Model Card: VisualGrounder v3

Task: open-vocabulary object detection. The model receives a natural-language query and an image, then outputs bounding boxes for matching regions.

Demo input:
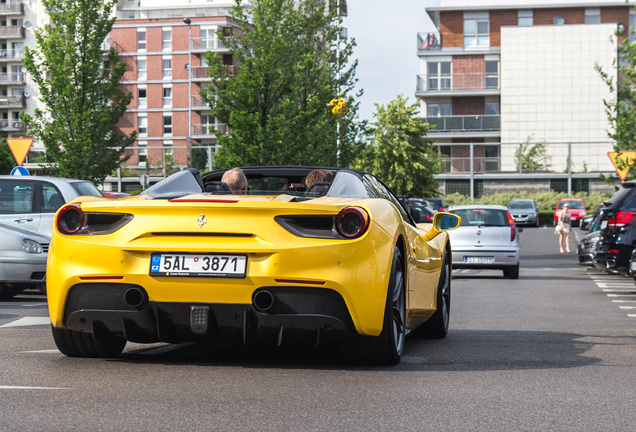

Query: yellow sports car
[47,166,459,364]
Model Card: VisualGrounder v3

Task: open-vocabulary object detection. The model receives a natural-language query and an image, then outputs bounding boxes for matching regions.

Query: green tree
[0,139,15,175]
[21,0,136,184]
[355,95,441,196]
[202,0,363,168]
[596,25,636,179]
[514,135,552,171]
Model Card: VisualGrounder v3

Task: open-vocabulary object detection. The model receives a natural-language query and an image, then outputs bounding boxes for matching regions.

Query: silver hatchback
[448,204,522,279]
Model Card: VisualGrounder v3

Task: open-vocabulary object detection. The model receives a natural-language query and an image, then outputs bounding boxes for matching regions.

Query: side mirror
[422,212,461,241]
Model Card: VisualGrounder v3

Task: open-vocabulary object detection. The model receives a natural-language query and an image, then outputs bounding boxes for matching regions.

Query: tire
[503,264,520,279]
[51,326,126,358]
[0,283,26,299]
[411,249,451,339]
[344,246,405,365]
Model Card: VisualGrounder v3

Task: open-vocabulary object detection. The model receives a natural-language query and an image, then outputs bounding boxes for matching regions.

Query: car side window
[41,182,64,213]
[0,180,34,214]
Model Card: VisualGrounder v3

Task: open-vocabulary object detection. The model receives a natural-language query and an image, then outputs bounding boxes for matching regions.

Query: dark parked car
[405,198,437,223]
[593,181,636,274]
[577,206,602,266]
[422,198,447,212]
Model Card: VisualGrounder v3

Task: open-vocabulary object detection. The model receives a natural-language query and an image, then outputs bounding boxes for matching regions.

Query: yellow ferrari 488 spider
[47,166,459,364]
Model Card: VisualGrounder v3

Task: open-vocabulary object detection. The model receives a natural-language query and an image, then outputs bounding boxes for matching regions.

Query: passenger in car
[221,168,248,194]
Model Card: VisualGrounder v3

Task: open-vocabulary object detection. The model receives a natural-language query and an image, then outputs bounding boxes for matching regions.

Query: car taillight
[506,210,517,242]
[56,204,133,235]
[607,211,636,228]
[57,204,86,234]
[336,206,369,238]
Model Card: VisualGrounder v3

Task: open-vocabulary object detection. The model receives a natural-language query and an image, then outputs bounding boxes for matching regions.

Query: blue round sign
[10,166,29,176]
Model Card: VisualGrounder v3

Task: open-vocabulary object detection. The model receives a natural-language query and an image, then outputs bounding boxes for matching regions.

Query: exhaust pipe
[253,290,275,312]
[606,258,616,268]
[124,287,148,309]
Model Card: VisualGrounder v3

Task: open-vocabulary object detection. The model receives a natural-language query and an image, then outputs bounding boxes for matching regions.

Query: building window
[164,140,173,156]
[137,58,146,80]
[138,115,147,135]
[138,87,147,108]
[200,28,217,50]
[485,61,498,89]
[631,12,636,42]
[427,103,451,117]
[485,102,499,115]
[138,142,147,166]
[553,16,565,25]
[163,115,172,135]
[137,30,146,51]
[162,58,172,79]
[585,8,600,24]
[163,87,172,107]
[162,29,172,51]
[464,17,489,48]
[518,10,532,27]
[427,62,451,90]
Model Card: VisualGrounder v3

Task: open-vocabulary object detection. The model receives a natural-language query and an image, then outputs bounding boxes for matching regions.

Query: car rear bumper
[58,283,358,346]
[451,248,520,269]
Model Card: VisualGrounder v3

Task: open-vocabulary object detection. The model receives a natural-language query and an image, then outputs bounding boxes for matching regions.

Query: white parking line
[0,385,70,390]
[603,289,636,292]
[0,317,50,328]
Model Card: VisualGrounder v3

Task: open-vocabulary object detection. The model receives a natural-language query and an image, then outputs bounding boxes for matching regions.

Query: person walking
[556,203,572,253]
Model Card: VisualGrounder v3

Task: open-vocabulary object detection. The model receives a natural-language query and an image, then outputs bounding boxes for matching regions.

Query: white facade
[500,23,617,171]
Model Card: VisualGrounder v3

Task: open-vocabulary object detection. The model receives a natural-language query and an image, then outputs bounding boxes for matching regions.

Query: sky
[343,0,436,122]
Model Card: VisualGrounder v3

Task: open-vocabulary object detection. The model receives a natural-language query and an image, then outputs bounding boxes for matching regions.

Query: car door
[0,178,41,232]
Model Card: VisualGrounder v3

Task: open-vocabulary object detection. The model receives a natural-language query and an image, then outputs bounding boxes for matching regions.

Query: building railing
[424,115,501,132]
[0,48,23,59]
[417,72,499,92]
[0,119,24,130]
[0,26,23,37]
[0,72,24,84]
[190,37,229,51]
[191,65,235,79]
[417,32,441,50]
[0,3,23,14]
[0,95,24,107]
[191,123,228,137]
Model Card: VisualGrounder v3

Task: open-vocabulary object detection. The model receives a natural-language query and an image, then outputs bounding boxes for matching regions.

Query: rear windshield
[508,201,534,210]
[451,208,509,227]
[72,181,103,197]
[557,200,584,209]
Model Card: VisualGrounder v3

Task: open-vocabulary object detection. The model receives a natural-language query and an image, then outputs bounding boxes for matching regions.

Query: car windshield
[451,208,509,227]
[508,201,534,210]
[558,200,584,209]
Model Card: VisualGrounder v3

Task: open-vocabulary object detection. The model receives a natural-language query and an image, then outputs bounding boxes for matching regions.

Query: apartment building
[418,0,633,196]
[110,0,244,174]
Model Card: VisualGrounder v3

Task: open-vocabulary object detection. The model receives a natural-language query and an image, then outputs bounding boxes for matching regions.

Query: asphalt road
[2,225,636,431]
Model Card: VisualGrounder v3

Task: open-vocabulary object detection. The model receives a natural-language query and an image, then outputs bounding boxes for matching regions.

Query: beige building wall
[500,23,617,172]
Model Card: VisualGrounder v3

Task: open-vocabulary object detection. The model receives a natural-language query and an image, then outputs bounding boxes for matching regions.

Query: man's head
[221,168,248,194]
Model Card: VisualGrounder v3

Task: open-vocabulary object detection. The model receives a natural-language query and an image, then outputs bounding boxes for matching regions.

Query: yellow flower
[328,98,348,117]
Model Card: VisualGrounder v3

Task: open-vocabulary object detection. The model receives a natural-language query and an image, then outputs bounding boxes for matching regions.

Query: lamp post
[184,17,192,167]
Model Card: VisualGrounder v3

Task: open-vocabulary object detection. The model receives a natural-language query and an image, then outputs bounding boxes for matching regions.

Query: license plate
[464,256,495,264]
[149,253,247,278]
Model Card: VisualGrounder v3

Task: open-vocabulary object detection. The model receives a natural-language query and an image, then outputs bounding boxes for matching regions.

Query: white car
[0,176,103,236]
[0,223,49,298]
[448,204,522,279]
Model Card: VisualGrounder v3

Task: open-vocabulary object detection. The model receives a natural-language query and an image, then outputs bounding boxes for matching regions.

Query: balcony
[0,25,24,38]
[0,72,24,85]
[442,157,501,173]
[417,32,441,51]
[424,115,500,133]
[0,48,23,61]
[0,119,25,131]
[191,96,209,109]
[417,72,499,94]
[0,95,24,108]
[190,37,230,52]
[191,123,227,139]
[0,3,23,15]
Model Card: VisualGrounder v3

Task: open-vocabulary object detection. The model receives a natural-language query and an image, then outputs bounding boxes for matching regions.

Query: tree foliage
[0,140,15,175]
[355,95,441,197]
[202,0,363,168]
[513,135,552,172]
[596,26,636,179]
[21,0,136,183]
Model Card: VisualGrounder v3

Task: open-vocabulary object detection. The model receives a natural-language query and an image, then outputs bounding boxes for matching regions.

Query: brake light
[57,204,86,234]
[506,210,517,242]
[607,211,636,228]
[336,207,369,238]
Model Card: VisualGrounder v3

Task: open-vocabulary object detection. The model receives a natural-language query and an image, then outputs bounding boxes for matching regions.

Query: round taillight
[57,204,86,235]
[336,207,369,239]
